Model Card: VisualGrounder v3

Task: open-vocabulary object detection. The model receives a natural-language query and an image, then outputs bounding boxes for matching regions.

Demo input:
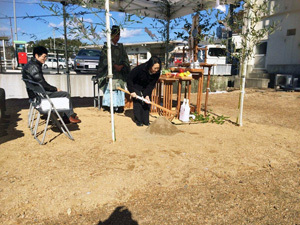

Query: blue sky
[0,0,225,45]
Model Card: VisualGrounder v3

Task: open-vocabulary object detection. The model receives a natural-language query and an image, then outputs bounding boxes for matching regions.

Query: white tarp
[49,0,237,20]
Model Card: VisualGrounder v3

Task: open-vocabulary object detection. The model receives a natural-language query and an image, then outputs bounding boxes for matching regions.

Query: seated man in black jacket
[22,46,81,124]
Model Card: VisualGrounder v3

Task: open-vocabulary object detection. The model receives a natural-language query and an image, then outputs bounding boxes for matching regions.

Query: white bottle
[183,99,191,122]
[179,99,186,121]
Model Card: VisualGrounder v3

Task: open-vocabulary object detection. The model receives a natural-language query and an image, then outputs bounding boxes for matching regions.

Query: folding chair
[23,79,74,145]
[92,76,102,109]
[28,98,39,136]
[28,98,35,128]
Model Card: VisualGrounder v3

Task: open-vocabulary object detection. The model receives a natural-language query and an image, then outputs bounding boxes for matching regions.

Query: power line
[0,0,54,4]
[0,10,105,20]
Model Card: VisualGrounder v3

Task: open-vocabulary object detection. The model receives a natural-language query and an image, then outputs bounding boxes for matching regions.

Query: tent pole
[62,1,71,95]
[165,2,171,68]
[105,0,116,141]
[166,18,170,68]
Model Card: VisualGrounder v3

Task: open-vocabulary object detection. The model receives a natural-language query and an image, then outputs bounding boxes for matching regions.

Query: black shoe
[116,107,124,113]
[143,122,150,126]
[136,122,143,127]
[102,106,110,111]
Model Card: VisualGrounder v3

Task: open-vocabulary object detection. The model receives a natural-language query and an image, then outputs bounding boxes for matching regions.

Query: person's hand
[145,96,150,104]
[57,88,62,92]
[130,92,137,98]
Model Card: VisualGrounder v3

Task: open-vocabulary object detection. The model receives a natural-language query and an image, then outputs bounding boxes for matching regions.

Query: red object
[179,68,185,73]
[18,52,28,64]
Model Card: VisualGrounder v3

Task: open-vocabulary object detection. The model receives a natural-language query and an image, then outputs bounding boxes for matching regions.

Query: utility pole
[9,18,14,45]
[13,0,18,41]
[53,28,56,50]
[226,4,234,64]
[13,0,18,69]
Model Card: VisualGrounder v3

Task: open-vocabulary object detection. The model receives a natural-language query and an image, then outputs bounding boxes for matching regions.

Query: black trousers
[47,91,74,118]
[133,98,150,124]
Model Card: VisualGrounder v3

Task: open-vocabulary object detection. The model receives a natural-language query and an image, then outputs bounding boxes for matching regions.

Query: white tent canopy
[94,0,229,20]
[50,0,237,20]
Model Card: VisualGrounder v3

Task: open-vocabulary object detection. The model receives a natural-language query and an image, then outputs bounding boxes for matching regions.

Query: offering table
[199,63,214,116]
[151,63,214,118]
[151,77,177,117]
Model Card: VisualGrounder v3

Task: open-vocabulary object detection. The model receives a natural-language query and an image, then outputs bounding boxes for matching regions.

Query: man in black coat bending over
[22,46,81,124]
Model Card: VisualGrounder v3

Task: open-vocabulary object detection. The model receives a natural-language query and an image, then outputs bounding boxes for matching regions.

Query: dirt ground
[0,88,300,224]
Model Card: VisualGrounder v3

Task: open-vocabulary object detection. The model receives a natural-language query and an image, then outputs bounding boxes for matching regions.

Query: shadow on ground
[0,99,26,145]
[0,97,95,145]
[98,206,139,225]
[124,109,135,123]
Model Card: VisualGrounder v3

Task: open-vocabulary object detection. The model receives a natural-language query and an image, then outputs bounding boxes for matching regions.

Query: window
[256,42,267,54]
[208,48,226,57]
[78,49,101,57]
[140,53,147,59]
[287,29,296,36]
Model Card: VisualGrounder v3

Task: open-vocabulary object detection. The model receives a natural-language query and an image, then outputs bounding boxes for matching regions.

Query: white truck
[198,44,232,75]
[170,44,232,75]
[198,44,227,64]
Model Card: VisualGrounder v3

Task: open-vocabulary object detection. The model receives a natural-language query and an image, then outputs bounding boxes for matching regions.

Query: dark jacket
[22,58,57,98]
[127,63,160,97]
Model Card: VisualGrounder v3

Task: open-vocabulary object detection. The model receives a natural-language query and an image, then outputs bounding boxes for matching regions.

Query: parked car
[74,49,101,74]
[58,58,72,68]
[43,58,65,69]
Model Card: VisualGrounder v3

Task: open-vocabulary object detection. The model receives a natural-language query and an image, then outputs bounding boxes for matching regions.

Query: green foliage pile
[191,112,229,125]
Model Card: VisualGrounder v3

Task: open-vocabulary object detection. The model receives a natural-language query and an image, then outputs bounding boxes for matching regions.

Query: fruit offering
[161,69,172,77]
[176,71,191,78]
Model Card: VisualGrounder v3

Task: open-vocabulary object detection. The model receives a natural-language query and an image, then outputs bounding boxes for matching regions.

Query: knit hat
[111,25,120,35]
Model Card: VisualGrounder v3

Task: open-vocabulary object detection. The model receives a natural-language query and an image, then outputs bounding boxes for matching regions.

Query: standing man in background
[95,25,131,113]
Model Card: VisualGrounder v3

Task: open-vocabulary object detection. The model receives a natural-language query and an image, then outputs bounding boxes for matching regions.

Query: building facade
[251,0,300,75]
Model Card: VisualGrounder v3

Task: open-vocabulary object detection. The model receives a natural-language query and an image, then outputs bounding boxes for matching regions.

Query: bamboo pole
[105,0,116,141]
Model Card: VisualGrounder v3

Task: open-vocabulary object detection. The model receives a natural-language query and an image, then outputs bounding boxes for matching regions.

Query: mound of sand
[146,116,180,135]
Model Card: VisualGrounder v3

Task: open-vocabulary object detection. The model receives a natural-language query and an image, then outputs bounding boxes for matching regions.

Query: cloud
[94,28,142,41]
[26,0,41,3]
[121,28,142,38]
[48,22,64,28]
[117,13,125,18]
[83,18,93,23]
[0,26,10,32]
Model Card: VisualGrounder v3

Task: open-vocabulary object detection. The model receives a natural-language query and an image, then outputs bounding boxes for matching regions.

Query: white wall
[0,74,95,99]
[266,0,300,65]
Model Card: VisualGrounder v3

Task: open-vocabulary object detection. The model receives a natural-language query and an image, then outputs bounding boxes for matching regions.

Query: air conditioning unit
[275,74,293,90]
[275,74,300,91]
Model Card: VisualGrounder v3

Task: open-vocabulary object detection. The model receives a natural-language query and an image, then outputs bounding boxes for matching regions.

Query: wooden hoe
[117,87,177,121]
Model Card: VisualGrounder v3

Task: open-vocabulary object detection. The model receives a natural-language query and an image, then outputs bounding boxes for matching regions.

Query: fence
[203,64,232,75]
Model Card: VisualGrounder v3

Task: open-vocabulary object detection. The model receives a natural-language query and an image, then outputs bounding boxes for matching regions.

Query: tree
[26,38,86,56]
[145,16,184,66]
[234,0,278,126]
[177,0,278,126]
[175,9,221,44]
[39,0,143,44]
